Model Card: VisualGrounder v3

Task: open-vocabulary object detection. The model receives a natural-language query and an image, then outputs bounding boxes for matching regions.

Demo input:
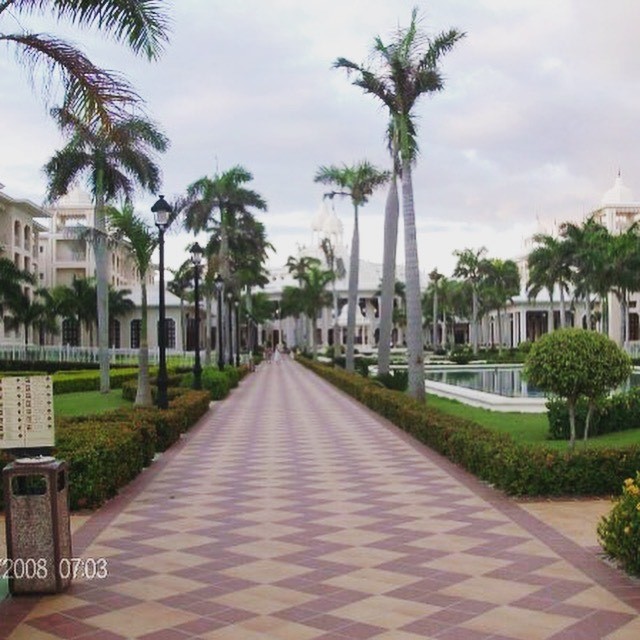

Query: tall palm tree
[481,259,520,353]
[300,265,334,359]
[428,269,443,348]
[314,161,389,373]
[335,8,465,399]
[526,234,571,331]
[106,201,157,407]
[320,236,346,358]
[0,1,169,125]
[0,257,33,314]
[44,109,168,393]
[286,255,321,348]
[168,260,195,354]
[453,247,487,354]
[184,166,267,364]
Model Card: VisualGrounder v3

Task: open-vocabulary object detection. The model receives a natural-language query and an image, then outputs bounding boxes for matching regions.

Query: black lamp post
[214,273,224,370]
[226,291,233,366]
[190,242,204,390]
[234,299,240,366]
[151,195,172,410]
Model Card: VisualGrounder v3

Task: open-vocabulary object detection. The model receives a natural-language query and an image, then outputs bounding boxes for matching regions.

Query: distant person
[273,345,282,363]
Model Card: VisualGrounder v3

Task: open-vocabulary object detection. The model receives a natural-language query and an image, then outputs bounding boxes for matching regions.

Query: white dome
[311,200,330,232]
[601,173,634,206]
[324,210,343,236]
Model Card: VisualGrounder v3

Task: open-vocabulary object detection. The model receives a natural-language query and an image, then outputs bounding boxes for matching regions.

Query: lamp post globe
[151,195,172,410]
[190,242,204,390]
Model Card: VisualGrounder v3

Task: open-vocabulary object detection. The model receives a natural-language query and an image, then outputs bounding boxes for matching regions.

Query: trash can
[3,458,72,594]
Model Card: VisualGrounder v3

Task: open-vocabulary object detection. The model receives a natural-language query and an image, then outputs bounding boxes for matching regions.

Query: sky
[2,0,640,277]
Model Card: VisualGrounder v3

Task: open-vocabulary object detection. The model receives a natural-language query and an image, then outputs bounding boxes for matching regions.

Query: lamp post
[234,299,240,366]
[190,242,204,390]
[214,274,224,370]
[226,291,233,366]
[152,195,172,410]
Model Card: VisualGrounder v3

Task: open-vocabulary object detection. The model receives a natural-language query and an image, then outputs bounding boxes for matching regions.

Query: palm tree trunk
[471,288,479,354]
[548,295,554,333]
[346,204,360,373]
[559,287,567,328]
[433,288,439,348]
[135,282,153,406]
[94,170,110,393]
[378,174,399,375]
[401,161,425,401]
[496,308,504,354]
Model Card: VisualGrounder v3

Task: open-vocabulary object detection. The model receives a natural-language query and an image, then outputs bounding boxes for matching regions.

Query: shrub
[52,368,138,394]
[376,370,408,391]
[598,472,640,576]
[450,346,473,364]
[180,366,231,400]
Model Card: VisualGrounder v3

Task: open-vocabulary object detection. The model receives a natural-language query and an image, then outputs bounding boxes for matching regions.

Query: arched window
[109,318,121,348]
[13,220,21,247]
[130,319,141,349]
[157,318,176,349]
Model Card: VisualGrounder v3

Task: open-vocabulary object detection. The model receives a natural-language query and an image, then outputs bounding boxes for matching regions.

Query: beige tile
[318,528,389,546]
[423,552,511,576]
[87,601,197,636]
[9,627,60,640]
[463,605,574,640]
[325,568,418,594]
[331,594,438,628]
[221,559,310,583]
[142,532,213,550]
[407,533,480,553]
[24,594,87,620]
[124,549,209,572]
[605,616,640,639]
[314,514,379,529]
[440,576,538,605]
[320,546,403,568]
[110,573,205,600]
[214,585,314,614]
[565,585,637,614]
[229,539,305,559]
[234,522,301,539]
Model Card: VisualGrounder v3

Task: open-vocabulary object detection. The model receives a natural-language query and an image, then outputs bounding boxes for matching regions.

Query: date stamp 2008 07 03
[0,557,108,581]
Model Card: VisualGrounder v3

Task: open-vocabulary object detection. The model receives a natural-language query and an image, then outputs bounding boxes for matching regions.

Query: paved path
[2,358,639,639]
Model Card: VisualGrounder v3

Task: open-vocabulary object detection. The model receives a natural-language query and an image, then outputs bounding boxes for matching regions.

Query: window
[61,318,80,346]
[130,319,141,349]
[157,318,176,349]
[109,318,121,349]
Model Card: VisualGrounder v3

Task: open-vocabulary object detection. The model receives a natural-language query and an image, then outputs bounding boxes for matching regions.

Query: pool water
[425,367,640,398]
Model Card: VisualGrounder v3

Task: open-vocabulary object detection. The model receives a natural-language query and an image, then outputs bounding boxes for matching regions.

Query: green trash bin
[3,458,72,594]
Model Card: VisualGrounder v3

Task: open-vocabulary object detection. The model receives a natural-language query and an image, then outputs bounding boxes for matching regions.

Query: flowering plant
[597,471,640,576]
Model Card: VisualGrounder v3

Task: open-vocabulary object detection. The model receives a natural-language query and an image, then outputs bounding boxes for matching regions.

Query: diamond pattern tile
[2,358,639,638]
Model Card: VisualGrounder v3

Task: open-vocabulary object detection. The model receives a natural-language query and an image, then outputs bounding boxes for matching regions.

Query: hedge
[0,390,211,511]
[52,368,139,394]
[547,387,640,440]
[299,358,640,497]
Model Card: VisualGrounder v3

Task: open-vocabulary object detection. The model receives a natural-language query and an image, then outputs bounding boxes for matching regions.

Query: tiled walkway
[2,358,640,639]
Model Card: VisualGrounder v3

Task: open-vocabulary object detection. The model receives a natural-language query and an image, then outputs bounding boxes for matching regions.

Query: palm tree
[320,236,346,358]
[0,1,169,125]
[300,265,334,359]
[184,165,267,364]
[0,257,33,314]
[481,259,520,353]
[106,202,157,406]
[560,217,611,332]
[314,162,389,373]
[526,234,571,332]
[428,269,443,348]
[453,247,487,354]
[335,8,465,399]
[44,109,169,393]
[286,255,321,348]
[4,290,47,346]
[168,261,195,354]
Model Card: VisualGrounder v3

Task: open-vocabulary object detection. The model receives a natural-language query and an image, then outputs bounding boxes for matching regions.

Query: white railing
[0,345,196,366]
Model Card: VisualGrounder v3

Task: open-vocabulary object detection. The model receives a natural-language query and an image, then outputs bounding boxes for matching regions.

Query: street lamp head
[214,272,224,293]
[190,242,204,266]
[151,195,172,229]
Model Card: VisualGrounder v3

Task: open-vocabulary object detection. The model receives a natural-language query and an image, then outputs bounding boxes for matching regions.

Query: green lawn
[426,394,640,450]
[54,390,132,417]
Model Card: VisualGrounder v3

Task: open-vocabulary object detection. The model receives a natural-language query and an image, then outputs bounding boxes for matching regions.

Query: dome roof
[311,200,330,232]
[324,209,343,236]
[601,173,635,206]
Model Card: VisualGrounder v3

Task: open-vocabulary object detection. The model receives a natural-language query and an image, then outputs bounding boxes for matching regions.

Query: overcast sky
[2,0,639,276]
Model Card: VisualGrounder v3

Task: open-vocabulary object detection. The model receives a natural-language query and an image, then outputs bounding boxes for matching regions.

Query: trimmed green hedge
[52,368,139,394]
[547,387,640,440]
[0,390,211,511]
[299,358,640,497]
